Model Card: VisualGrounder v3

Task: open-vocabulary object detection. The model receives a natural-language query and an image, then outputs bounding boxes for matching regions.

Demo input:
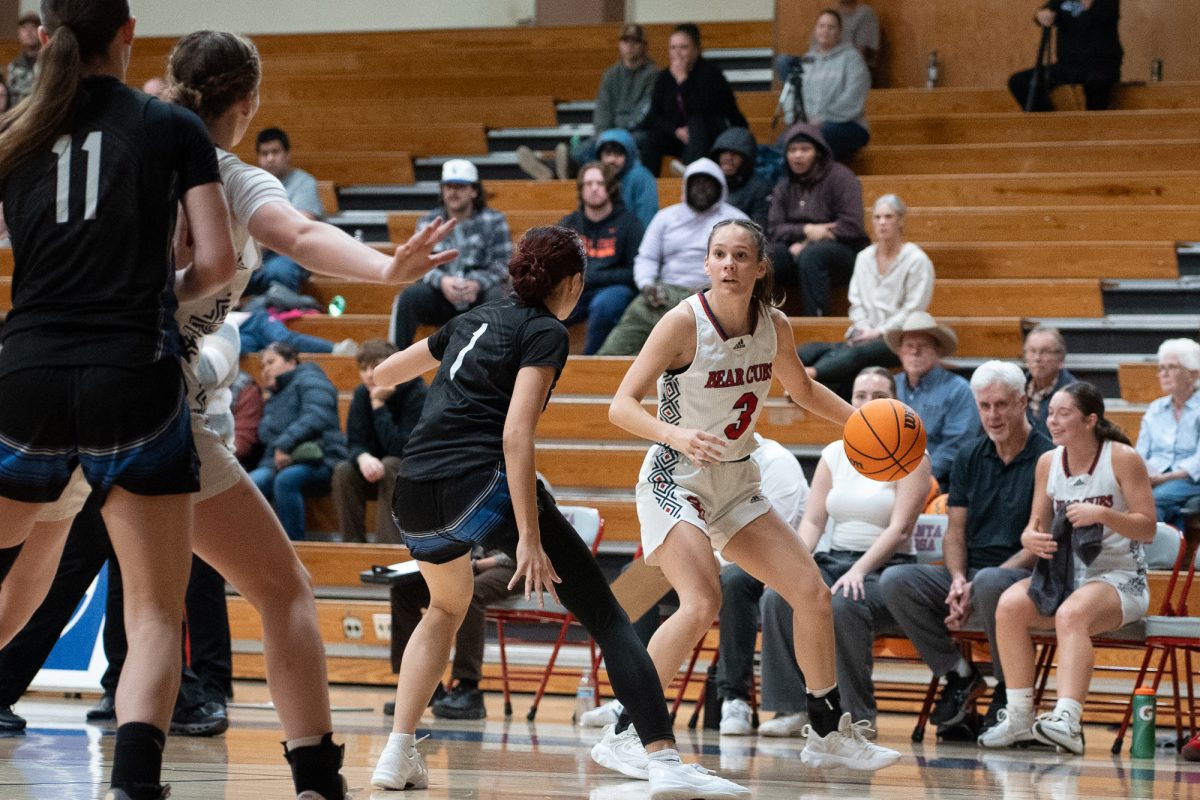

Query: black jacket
[709,127,771,227]
[345,377,427,461]
[558,204,645,290]
[646,57,747,141]
[258,362,348,470]
[1047,0,1122,77]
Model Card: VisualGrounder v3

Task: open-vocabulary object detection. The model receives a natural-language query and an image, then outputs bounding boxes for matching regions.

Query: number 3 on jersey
[724,391,758,440]
[52,131,102,223]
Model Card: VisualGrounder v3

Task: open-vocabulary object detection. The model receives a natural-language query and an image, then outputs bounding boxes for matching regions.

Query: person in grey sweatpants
[879,361,1052,732]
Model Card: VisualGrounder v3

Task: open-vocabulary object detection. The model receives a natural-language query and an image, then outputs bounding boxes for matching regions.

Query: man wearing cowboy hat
[884,312,979,488]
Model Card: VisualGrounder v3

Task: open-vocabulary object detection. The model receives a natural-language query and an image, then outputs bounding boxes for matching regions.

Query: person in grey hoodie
[709,127,771,227]
[767,123,868,317]
[596,127,660,229]
[787,9,872,163]
[597,158,747,355]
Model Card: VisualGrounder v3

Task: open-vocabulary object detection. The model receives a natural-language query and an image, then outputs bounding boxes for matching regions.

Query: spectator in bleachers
[250,343,348,540]
[1024,326,1075,438]
[799,193,933,399]
[709,127,771,227]
[788,9,873,162]
[229,309,357,356]
[596,158,746,356]
[639,23,748,177]
[6,13,40,107]
[250,127,327,295]
[886,312,979,488]
[596,128,659,229]
[231,370,265,470]
[333,340,427,544]
[980,382,1153,754]
[1008,1,1122,112]
[780,1,881,80]
[558,163,645,354]
[1135,338,1200,530]
[758,368,930,735]
[519,24,657,181]
[389,159,512,347]
[767,123,868,316]
[881,361,1052,734]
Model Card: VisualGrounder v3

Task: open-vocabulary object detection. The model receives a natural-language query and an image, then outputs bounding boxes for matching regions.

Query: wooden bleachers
[853,140,1200,175]
[254,96,559,130]
[868,109,1200,146]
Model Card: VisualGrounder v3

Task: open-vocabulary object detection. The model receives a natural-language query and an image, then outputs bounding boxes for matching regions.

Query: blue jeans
[1152,477,1200,530]
[566,285,637,355]
[246,252,310,295]
[249,462,333,540]
[238,310,334,355]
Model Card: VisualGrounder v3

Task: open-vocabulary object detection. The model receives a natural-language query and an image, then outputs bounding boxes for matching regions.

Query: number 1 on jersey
[449,322,488,380]
[52,131,102,223]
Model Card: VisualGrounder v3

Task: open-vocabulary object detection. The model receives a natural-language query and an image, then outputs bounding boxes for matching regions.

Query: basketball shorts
[635,444,771,565]
[1080,568,1150,627]
[393,464,525,564]
[0,361,200,503]
[191,413,243,503]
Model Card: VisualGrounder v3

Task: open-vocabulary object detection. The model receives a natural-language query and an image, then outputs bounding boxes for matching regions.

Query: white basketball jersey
[656,293,777,462]
[1046,440,1145,576]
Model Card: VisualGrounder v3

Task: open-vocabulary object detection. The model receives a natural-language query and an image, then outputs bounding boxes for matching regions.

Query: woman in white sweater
[798,194,935,398]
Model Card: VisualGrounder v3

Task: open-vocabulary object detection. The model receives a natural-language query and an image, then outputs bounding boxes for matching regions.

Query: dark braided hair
[509,226,586,306]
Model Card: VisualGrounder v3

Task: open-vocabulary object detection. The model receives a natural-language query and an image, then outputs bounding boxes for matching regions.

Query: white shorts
[1081,569,1150,627]
[635,445,770,565]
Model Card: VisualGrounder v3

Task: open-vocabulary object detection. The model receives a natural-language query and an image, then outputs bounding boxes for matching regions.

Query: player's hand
[671,428,725,468]
[1065,501,1108,528]
[1022,529,1057,559]
[382,216,460,284]
[508,535,562,608]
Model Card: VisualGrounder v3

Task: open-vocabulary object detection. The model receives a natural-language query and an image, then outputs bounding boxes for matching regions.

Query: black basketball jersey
[0,76,220,377]
[400,298,570,481]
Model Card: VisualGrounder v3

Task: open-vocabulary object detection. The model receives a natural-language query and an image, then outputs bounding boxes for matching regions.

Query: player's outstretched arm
[374,339,438,388]
[771,309,853,426]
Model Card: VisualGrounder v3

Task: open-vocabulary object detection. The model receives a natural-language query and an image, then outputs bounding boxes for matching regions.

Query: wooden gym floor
[2,682,1198,799]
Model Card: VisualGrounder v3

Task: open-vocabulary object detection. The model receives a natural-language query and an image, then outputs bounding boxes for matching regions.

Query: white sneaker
[978,708,1036,749]
[580,699,624,728]
[554,142,571,179]
[759,712,808,737]
[590,724,649,780]
[332,338,359,356]
[371,740,429,790]
[719,698,754,736]
[800,713,900,771]
[1032,710,1085,755]
[647,759,750,800]
[516,145,554,181]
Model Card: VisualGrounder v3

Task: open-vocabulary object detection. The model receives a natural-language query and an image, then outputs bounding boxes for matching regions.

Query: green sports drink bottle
[1131,686,1156,758]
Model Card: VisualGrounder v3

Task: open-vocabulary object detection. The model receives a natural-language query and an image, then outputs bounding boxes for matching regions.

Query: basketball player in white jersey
[980,381,1155,755]
[605,219,901,771]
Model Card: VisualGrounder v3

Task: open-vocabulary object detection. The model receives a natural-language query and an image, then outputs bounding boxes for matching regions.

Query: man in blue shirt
[884,312,980,488]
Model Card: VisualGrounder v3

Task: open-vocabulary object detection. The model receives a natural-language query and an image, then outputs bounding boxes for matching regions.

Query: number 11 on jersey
[52,131,102,223]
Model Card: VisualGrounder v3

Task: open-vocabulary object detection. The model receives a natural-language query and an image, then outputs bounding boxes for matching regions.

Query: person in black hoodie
[709,127,771,227]
[558,162,645,354]
[639,23,747,176]
[333,339,427,543]
[1008,0,1123,111]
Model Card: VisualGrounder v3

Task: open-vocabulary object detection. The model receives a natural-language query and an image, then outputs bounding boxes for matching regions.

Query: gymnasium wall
[15,0,773,37]
[775,0,1200,87]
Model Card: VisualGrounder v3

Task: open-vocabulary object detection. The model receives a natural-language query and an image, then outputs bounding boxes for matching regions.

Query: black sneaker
[431,685,486,720]
[170,701,228,736]
[0,704,26,733]
[87,693,117,721]
[982,683,1008,731]
[383,700,395,716]
[930,667,986,727]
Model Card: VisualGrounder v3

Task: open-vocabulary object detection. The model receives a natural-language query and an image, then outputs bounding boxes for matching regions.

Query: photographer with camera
[774,9,871,163]
[1008,1,1122,112]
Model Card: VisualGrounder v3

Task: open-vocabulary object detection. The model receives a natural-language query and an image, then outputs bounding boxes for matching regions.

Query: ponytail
[0,0,130,185]
[1057,381,1131,446]
[1095,417,1132,447]
[165,31,261,127]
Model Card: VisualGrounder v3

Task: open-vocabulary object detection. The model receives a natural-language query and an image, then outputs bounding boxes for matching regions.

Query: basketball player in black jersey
[368,226,747,798]
[0,3,235,800]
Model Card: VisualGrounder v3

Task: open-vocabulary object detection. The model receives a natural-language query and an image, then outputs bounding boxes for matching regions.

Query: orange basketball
[842,398,927,482]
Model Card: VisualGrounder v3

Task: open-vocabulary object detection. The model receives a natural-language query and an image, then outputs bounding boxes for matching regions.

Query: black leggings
[493,490,675,746]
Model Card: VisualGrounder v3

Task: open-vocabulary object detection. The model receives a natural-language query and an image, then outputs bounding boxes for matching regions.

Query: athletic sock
[1053,697,1083,724]
[805,684,842,737]
[1007,687,1034,719]
[111,722,166,800]
[647,748,682,765]
[385,731,418,750]
[283,731,344,800]
[0,543,24,585]
[952,657,974,679]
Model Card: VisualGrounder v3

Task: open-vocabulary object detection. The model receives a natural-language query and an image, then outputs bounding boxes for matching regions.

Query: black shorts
[0,360,200,502]
[392,465,553,564]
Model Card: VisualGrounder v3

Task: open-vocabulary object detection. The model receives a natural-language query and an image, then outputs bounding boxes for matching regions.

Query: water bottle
[327,294,346,317]
[1130,686,1157,758]
[926,50,940,89]
[1150,59,1163,82]
[573,671,596,724]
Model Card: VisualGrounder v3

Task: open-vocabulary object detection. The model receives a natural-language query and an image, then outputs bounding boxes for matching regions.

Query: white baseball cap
[441,159,479,184]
